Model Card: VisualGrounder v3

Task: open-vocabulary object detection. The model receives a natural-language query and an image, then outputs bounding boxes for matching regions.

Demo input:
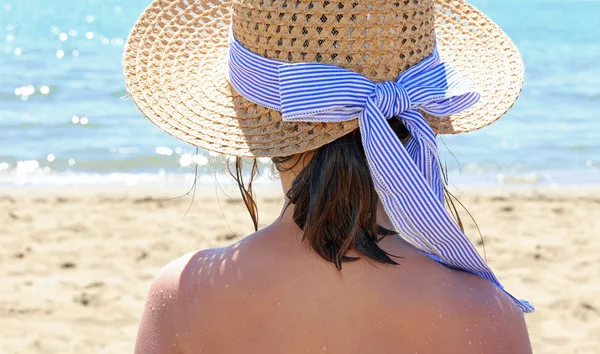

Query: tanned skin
[135,167,532,354]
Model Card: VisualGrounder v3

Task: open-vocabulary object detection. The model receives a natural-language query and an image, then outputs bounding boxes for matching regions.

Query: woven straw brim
[124,0,524,158]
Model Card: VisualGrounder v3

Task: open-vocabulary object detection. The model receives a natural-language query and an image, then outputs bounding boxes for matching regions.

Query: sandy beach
[1,184,599,353]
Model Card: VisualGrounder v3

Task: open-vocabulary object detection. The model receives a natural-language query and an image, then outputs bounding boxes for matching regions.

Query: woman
[124,0,533,352]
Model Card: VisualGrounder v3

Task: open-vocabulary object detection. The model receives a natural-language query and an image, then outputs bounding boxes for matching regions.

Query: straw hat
[123,0,523,158]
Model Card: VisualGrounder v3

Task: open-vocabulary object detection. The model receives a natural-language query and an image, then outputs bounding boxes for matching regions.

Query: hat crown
[231,0,436,82]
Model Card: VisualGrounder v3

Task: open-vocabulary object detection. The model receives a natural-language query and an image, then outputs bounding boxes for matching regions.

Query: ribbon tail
[398,111,444,203]
[358,101,534,313]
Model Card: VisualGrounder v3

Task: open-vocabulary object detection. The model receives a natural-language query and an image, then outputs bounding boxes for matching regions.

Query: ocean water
[0,0,599,187]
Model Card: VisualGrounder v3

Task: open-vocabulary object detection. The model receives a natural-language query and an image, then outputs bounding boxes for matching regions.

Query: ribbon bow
[227,30,533,313]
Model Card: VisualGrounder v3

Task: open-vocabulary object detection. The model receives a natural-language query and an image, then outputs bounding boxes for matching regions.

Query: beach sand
[1,185,599,353]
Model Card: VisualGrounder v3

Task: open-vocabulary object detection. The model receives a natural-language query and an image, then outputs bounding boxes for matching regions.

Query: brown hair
[231,121,465,269]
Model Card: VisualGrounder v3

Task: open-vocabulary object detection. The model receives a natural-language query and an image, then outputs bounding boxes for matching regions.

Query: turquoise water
[0,0,599,186]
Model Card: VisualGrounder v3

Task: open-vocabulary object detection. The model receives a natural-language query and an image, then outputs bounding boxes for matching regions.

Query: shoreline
[3,183,600,198]
[1,185,599,353]
[1,165,598,190]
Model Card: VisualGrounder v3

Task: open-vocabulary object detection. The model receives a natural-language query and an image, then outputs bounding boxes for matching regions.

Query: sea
[1,0,599,187]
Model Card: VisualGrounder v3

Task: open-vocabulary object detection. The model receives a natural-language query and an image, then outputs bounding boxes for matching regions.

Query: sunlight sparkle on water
[56,50,65,59]
[17,160,39,173]
[155,147,173,156]
[110,38,124,46]
[14,86,35,99]
[179,154,209,167]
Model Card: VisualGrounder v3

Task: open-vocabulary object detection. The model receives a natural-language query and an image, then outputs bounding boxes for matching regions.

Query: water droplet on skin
[277,301,282,306]
[173,342,176,347]
[321,346,327,351]
[243,294,247,298]
[225,283,229,288]
[151,307,155,311]
[169,294,172,299]
[438,313,443,318]
[465,328,470,332]
[162,303,165,307]
[468,341,472,345]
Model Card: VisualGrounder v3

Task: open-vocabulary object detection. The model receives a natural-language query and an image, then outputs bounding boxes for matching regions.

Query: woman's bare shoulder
[423,271,533,354]
[134,247,231,354]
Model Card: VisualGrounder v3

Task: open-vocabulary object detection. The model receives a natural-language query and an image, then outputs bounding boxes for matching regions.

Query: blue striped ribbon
[227,31,533,313]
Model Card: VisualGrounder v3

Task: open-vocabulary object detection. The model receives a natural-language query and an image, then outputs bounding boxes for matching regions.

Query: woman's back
[127,0,534,351]
[136,219,530,354]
